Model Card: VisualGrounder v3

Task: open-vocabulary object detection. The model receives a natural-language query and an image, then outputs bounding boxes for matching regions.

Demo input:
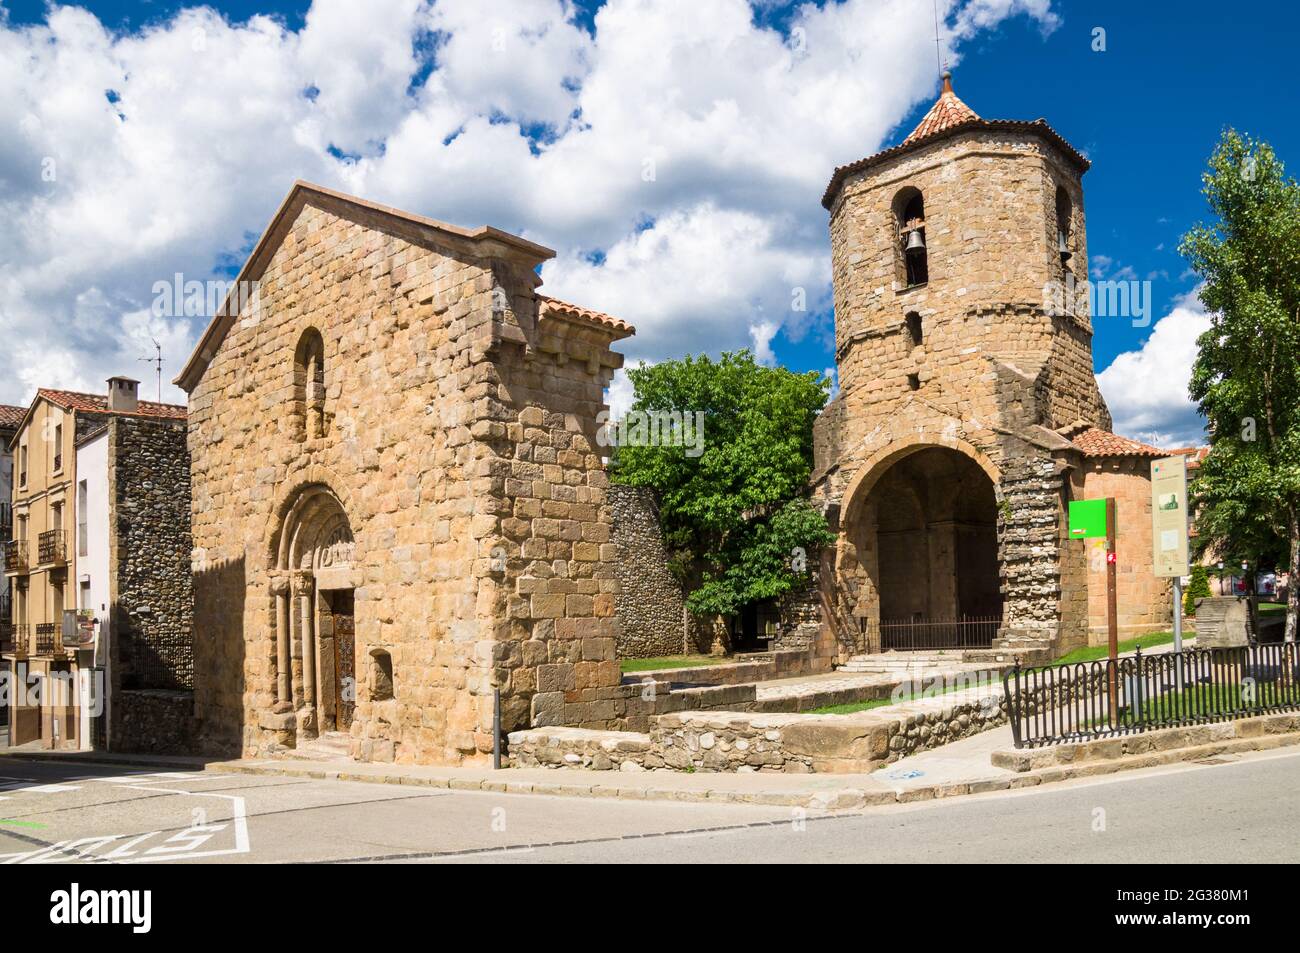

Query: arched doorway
[843,446,1001,651]
[272,485,357,735]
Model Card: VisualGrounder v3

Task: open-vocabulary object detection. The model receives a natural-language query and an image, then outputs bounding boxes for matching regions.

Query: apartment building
[0,405,23,743]
[3,378,187,749]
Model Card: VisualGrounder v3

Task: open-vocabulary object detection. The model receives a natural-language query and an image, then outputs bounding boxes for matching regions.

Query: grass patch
[1259,601,1287,614]
[808,675,1003,715]
[1095,680,1297,728]
[1053,631,1176,666]
[620,654,731,673]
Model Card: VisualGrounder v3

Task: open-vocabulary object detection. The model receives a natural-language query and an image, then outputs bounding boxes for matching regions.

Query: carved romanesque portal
[840,446,1002,652]
[271,484,357,739]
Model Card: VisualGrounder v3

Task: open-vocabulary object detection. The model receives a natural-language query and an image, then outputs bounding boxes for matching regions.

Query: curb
[5,728,1300,812]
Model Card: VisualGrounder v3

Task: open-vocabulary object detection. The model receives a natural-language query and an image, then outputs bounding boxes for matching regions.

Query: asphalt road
[1,749,1297,863]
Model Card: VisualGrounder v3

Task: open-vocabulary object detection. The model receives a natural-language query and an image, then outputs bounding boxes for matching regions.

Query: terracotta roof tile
[0,405,25,429]
[1071,427,1166,458]
[821,72,1089,210]
[902,74,981,144]
[537,295,636,337]
[38,388,187,421]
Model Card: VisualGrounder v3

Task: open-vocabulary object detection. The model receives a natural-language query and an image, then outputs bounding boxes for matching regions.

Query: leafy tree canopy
[1181,128,1300,638]
[610,350,833,617]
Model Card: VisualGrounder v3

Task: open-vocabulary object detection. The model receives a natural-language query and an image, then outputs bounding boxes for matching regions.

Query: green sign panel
[1068,499,1108,539]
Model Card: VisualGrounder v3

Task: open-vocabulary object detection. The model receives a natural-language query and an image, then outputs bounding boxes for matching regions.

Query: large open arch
[840,445,1002,652]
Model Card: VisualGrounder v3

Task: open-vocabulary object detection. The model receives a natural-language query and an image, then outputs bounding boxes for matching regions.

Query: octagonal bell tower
[813,72,1111,661]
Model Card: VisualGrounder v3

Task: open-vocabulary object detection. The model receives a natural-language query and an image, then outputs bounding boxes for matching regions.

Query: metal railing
[34,622,60,655]
[38,529,67,565]
[860,614,1001,653]
[1004,643,1300,748]
[0,621,17,654]
[4,539,28,573]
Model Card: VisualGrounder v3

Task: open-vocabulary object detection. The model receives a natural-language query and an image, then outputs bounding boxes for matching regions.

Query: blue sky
[1,0,1295,446]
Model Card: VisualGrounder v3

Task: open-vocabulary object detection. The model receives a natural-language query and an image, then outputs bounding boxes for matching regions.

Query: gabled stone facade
[179,182,632,765]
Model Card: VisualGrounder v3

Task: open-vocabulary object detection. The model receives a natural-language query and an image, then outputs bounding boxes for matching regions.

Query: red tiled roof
[902,73,980,144]
[821,72,1090,210]
[537,295,636,337]
[0,405,25,429]
[38,388,187,420]
[1071,427,1166,458]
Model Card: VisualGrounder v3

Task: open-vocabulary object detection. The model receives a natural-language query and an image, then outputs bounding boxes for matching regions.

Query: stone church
[178,182,636,765]
[813,72,1173,663]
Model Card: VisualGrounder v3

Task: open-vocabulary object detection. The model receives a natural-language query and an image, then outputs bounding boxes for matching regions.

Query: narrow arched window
[893,187,928,288]
[294,328,326,441]
[905,311,923,347]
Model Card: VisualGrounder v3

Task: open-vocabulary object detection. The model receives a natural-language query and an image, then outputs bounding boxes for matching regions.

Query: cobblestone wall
[609,484,685,658]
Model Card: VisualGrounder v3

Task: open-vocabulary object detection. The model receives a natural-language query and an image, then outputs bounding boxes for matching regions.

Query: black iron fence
[1004,643,1300,748]
[860,614,1001,653]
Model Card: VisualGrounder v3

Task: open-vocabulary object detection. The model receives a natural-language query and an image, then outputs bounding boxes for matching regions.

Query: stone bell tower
[813,71,1111,661]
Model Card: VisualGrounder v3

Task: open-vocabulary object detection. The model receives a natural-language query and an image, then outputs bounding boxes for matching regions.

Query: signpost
[1069,497,1119,715]
[1151,455,1191,645]
[1151,455,1191,691]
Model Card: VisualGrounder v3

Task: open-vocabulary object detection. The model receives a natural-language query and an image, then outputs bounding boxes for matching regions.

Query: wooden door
[332,592,355,731]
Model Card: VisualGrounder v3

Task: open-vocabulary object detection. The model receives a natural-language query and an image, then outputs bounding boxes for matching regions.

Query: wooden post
[1106,497,1119,718]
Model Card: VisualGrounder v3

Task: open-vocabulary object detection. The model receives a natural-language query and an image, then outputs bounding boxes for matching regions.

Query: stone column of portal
[274,582,291,712]
[299,579,316,708]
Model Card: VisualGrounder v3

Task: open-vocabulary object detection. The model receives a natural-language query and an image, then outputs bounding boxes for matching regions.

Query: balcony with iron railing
[4,539,28,574]
[35,622,60,655]
[1,623,28,655]
[38,529,67,567]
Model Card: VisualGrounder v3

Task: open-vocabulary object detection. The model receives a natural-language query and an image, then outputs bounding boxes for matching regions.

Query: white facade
[75,429,110,750]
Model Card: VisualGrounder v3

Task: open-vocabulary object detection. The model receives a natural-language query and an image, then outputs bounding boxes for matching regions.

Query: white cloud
[1096,288,1212,448]
[0,0,1061,408]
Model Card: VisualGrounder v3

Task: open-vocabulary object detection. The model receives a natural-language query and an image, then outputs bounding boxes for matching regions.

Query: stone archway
[270,484,357,738]
[839,445,1002,652]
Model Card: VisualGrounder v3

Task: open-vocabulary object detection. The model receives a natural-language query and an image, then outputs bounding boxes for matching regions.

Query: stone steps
[288,731,352,762]
[838,651,971,674]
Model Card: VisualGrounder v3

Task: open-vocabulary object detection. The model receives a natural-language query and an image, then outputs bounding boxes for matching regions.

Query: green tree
[610,350,834,619]
[1181,129,1300,641]
[1182,564,1211,617]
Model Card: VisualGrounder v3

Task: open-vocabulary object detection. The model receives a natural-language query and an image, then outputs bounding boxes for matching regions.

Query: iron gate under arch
[859,614,1001,653]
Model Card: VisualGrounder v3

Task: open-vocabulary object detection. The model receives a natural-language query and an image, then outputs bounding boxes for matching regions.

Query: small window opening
[905,312,923,346]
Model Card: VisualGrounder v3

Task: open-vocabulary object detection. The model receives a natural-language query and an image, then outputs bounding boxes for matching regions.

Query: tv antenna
[140,339,162,402]
[933,0,944,84]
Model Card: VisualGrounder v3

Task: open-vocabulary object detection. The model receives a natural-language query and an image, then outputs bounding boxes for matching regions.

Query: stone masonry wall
[1081,457,1171,641]
[106,415,196,750]
[187,191,626,766]
[814,126,1107,660]
[609,484,686,658]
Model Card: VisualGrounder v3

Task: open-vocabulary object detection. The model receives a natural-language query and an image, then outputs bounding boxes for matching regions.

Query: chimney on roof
[107,376,139,413]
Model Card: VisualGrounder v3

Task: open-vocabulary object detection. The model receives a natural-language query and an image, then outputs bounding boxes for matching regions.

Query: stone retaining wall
[992,710,1300,772]
[511,684,1008,773]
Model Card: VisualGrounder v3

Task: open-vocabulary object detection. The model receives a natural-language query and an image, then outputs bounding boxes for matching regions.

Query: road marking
[0,777,251,864]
